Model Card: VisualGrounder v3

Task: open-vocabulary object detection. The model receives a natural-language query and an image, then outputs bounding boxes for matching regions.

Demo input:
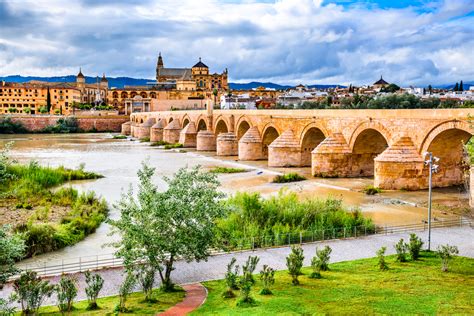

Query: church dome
[192,57,208,68]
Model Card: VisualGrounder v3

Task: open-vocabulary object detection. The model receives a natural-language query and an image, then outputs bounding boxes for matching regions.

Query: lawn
[35,287,185,315]
[193,252,474,315]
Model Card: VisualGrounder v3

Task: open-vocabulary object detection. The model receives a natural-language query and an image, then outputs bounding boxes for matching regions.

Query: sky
[0,0,473,86]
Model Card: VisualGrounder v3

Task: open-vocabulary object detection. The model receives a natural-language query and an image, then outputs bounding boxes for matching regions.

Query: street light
[424,152,439,251]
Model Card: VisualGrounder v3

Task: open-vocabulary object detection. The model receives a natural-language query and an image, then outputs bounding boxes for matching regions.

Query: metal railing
[13,217,472,279]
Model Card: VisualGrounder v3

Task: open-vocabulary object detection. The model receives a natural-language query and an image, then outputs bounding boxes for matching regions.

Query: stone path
[158,283,207,316]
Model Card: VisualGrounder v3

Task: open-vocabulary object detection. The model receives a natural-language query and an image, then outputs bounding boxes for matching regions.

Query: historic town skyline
[1,0,473,86]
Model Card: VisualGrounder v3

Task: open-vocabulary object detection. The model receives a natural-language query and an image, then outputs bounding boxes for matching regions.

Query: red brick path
[159,283,207,316]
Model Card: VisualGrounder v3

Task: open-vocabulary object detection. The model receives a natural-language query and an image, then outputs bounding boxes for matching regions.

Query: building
[372,76,389,90]
[108,54,229,114]
[75,69,109,105]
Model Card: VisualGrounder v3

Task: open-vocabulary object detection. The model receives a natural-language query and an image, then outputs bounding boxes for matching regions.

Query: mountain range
[0,75,472,91]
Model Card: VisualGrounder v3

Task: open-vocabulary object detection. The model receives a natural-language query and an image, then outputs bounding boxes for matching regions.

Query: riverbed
[0,133,468,268]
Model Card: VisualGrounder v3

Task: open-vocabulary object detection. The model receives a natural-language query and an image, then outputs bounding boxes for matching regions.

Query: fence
[14,217,472,278]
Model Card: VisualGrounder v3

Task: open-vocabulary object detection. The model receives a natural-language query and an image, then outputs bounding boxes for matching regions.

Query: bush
[0,117,27,134]
[272,173,306,183]
[0,297,16,316]
[237,256,260,307]
[139,137,150,142]
[150,140,170,146]
[363,185,382,195]
[38,106,48,114]
[42,117,80,133]
[136,264,156,302]
[286,245,304,285]
[164,143,184,149]
[223,257,239,298]
[113,135,127,139]
[437,244,459,272]
[310,245,332,278]
[56,274,78,313]
[408,234,424,260]
[13,271,54,315]
[209,167,248,174]
[395,239,409,262]
[85,270,104,310]
[115,272,136,313]
[259,265,275,295]
[376,246,388,271]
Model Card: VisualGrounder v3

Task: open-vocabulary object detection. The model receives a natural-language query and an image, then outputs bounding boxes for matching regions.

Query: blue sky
[0,0,473,86]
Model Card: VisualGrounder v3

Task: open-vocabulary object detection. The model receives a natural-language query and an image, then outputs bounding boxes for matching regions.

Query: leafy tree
[223,257,239,298]
[0,225,25,288]
[56,274,78,313]
[380,83,400,93]
[310,245,332,278]
[437,244,459,272]
[376,246,388,271]
[136,264,156,302]
[395,239,409,262]
[116,272,136,313]
[286,245,304,285]
[259,265,275,295]
[13,271,54,316]
[237,256,259,306]
[408,234,424,260]
[84,270,104,310]
[109,163,225,292]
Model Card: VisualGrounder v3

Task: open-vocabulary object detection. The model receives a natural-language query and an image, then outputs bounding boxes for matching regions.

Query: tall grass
[216,191,374,249]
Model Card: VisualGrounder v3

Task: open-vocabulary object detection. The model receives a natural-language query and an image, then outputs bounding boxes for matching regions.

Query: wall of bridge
[127,109,474,190]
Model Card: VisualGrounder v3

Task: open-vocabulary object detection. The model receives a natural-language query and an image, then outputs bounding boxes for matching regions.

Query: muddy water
[0,133,468,267]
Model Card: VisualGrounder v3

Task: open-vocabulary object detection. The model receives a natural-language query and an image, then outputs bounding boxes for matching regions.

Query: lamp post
[424,152,439,251]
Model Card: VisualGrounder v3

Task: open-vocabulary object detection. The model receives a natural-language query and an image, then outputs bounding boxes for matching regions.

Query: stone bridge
[122,107,474,190]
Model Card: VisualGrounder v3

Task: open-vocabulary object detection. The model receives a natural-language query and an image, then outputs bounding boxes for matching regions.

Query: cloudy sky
[0,0,473,85]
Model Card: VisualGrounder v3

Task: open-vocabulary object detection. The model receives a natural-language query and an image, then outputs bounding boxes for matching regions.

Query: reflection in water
[0,133,468,267]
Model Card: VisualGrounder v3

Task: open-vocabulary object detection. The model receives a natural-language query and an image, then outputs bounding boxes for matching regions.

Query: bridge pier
[239,126,263,160]
[179,122,197,147]
[137,118,154,140]
[268,129,301,167]
[121,121,131,135]
[196,130,216,151]
[150,120,164,142]
[216,132,238,156]
[163,120,181,144]
[312,133,352,177]
[374,137,425,190]
[130,121,138,138]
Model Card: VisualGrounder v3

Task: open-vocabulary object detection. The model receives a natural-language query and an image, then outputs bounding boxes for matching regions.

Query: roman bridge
[122,107,474,190]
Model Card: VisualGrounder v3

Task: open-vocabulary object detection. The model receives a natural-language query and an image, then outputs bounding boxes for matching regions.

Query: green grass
[363,185,382,195]
[193,252,474,315]
[209,167,249,174]
[35,287,185,315]
[150,140,170,146]
[272,173,306,183]
[139,137,150,142]
[164,143,184,150]
[113,134,127,139]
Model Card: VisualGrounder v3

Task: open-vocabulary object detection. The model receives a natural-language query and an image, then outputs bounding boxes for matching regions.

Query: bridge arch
[236,117,252,140]
[351,127,389,176]
[300,123,329,167]
[168,117,174,124]
[262,124,280,159]
[214,117,229,136]
[349,121,392,150]
[197,116,208,131]
[181,114,191,128]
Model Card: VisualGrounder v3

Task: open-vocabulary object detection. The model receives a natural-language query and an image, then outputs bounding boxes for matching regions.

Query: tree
[394,239,409,262]
[223,257,239,298]
[109,163,225,292]
[237,256,259,306]
[454,82,459,91]
[0,225,25,288]
[84,271,104,310]
[376,247,388,270]
[437,244,459,272]
[310,245,332,278]
[136,264,156,302]
[13,271,54,315]
[56,274,78,314]
[408,234,424,260]
[116,272,136,313]
[428,84,433,94]
[259,265,275,295]
[286,245,304,285]
[459,80,464,92]
[46,88,51,113]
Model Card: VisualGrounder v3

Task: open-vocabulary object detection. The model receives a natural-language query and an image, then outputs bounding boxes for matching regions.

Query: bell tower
[156,52,164,81]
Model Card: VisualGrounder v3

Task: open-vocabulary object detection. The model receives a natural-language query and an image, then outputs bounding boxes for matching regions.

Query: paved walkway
[159,283,207,316]
[1,226,473,307]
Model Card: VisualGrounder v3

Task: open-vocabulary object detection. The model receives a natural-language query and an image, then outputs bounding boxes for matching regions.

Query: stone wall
[5,115,129,132]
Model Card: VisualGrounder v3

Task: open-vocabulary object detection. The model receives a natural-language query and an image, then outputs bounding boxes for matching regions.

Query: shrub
[164,143,184,149]
[0,117,27,134]
[39,106,48,114]
[437,244,459,272]
[0,296,16,316]
[363,185,382,195]
[310,245,332,278]
[136,264,156,302]
[209,167,248,174]
[150,140,170,146]
[139,137,150,142]
[237,256,260,307]
[113,135,127,139]
[13,271,54,315]
[259,265,275,295]
[376,246,388,271]
[408,234,424,260]
[84,270,104,310]
[395,239,409,262]
[223,257,239,298]
[115,272,136,313]
[286,245,304,285]
[56,274,78,313]
[0,225,25,287]
[272,173,306,183]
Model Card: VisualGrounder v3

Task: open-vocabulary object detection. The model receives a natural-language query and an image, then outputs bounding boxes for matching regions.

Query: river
[0,133,468,268]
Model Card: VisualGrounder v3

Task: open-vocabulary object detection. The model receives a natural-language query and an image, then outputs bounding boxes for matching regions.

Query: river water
[0,133,468,268]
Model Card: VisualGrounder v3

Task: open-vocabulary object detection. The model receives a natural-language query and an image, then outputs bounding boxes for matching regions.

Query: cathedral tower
[156,52,164,81]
